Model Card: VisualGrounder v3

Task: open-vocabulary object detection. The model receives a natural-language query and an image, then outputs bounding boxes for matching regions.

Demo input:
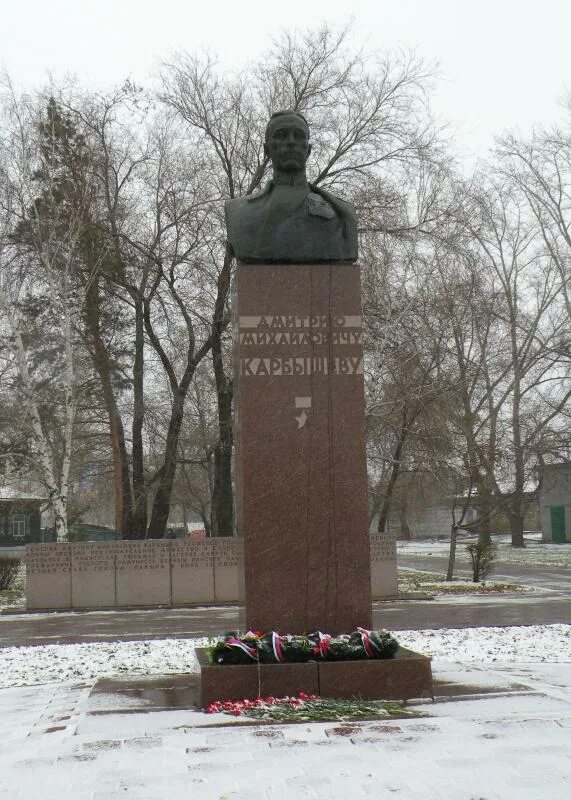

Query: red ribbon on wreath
[225,636,259,661]
[312,631,331,658]
[357,627,376,658]
[271,632,285,662]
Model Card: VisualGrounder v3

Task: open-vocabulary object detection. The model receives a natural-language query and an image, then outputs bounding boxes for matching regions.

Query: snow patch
[2,625,570,688]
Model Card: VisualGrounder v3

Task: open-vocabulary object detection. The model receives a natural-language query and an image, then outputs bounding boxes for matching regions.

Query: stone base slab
[318,648,433,700]
[197,647,433,708]
[197,649,319,708]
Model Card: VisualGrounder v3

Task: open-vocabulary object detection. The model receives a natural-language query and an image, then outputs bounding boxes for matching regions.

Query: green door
[550,506,566,543]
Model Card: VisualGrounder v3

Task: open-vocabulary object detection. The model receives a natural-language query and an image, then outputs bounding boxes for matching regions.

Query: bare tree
[173,366,219,536]
[60,88,225,539]
[463,178,570,546]
[497,112,571,322]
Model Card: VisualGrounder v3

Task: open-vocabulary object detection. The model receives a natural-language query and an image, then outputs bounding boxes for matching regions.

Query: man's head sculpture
[264,110,312,174]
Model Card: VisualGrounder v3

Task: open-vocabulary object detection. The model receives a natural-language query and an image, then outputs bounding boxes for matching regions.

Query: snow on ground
[397,535,571,567]
[2,664,571,800]
[0,637,209,688]
[2,625,569,689]
[397,571,534,595]
[396,624,571,662]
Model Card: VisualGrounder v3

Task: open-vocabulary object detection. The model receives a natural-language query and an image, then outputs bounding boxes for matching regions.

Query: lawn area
[397,534,571,569]
[0,587,25,610]
[0,560,25,611]
[397,567,530,596]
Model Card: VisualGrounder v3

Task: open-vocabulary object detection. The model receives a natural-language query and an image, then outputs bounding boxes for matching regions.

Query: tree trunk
[200,510,212,538]
[1,286,71,543]
[377,410,408,533]
[509,308,525,549]
[508,511,525,548]
[85,279,134,536]
[209,247,234,537]
[477,526,491,546]
[476,499,492,546]
[130,296,147,538]
[398,504,411,541]
[446,524,458,581]
[146,388,189,538]
[53,495,68,543]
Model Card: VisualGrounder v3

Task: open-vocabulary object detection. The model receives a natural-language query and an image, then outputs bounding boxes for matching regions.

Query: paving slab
[1,662,571,800]
[4,660,571,799]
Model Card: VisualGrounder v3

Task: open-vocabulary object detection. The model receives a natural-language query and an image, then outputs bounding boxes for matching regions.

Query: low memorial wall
[370,532,398,598]
[26,533,396,610]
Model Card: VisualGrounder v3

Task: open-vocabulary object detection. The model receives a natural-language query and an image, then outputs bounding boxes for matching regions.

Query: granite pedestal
[233,262,372,634]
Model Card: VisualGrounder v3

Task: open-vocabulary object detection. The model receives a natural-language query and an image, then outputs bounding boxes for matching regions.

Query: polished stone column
[233,262,372,634]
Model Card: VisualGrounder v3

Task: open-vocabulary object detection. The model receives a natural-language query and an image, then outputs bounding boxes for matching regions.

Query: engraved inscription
[370,534,397,563]
[116,541,170,570]
[240,356,363,376]
[238,314,363,377]
[240,330,362,345]
[27,544,71,575]
[239,315,361,329]
[72,543,116,573]
[171,540,213,569]
[213,539,243,568]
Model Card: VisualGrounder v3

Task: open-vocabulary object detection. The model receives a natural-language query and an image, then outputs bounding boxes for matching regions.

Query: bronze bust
[225,111,358,264]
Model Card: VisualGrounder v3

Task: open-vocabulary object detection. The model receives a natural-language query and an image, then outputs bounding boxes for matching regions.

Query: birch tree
[0,88,98,539]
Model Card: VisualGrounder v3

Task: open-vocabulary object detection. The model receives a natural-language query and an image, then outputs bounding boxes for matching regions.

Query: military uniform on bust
[224,110,358,264]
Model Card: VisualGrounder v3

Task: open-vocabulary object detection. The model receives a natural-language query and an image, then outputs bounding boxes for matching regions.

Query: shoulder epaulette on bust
[247,182,273,203]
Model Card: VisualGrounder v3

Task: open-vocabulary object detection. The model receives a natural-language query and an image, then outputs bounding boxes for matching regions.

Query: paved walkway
[1,660,570,799]
[2,590,571,648]
[1,546,568,648]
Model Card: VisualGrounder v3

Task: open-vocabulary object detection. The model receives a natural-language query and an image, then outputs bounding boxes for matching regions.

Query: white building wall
[383,504,452,540]
[539,464,571,542]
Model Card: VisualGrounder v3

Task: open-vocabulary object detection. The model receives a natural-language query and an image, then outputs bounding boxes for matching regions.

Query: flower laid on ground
[205,692,417,722]
[207,628,399,665]
[206,691,318,716]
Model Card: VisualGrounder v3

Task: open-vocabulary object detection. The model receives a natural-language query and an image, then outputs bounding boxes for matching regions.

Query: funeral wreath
[207,628,399,665]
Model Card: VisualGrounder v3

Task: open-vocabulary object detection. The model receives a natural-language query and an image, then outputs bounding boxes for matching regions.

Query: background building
[539,463,571,543]
[0,486,46,547]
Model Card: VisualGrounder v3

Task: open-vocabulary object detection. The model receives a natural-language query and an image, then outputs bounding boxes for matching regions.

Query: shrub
[466,542,497,582]
[0,557,22,591]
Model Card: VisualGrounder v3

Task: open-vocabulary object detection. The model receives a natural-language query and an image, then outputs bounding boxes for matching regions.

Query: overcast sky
[1,0,570,164]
